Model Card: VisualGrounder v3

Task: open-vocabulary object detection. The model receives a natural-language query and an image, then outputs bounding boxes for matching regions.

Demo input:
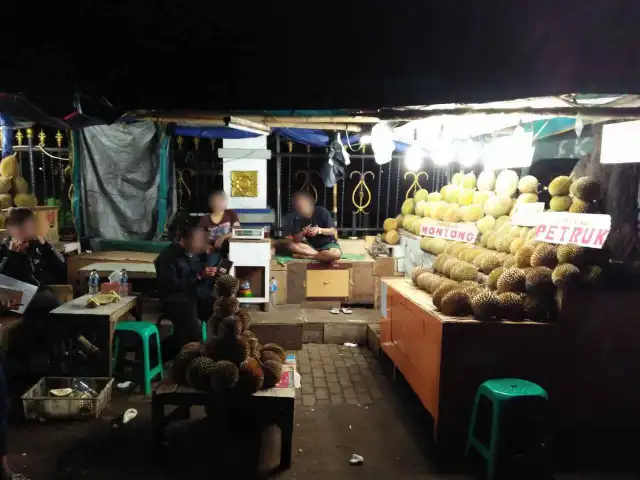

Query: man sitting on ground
[279,191,341,264]
[155,223,217,359]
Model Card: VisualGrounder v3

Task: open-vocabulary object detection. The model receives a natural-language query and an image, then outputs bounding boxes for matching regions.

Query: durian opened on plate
[380,168,612,322]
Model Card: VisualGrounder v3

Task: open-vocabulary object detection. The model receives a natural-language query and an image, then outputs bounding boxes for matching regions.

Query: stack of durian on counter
[171,274,287,394]
[0,154,38,228]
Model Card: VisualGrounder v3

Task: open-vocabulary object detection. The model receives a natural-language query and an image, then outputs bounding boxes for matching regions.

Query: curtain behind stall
[76,120,162,240]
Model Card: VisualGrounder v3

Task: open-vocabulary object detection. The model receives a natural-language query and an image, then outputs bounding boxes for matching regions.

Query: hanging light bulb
[359,134,372,144]
[457,140,481,168]
[404,144,423,171]
[337,134,351,165]
[371,122,395,165]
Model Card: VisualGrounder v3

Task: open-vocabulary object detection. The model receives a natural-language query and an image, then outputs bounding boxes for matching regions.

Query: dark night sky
[1,1,639,115]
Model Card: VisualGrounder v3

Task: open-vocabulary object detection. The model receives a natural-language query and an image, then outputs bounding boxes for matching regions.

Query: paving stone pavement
[295,343,384,407]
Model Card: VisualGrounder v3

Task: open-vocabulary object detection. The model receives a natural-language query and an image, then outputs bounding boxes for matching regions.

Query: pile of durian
[0,154,38,222]
[410,239,607,322]
[381,169,602,244]
[171,274,287,394]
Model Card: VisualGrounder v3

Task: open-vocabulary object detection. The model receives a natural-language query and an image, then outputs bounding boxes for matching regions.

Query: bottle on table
[269,276,278,306]
[88,270,100,295]
[119,269,129,296]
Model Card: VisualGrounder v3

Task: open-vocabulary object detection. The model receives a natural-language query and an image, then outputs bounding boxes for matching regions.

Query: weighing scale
[231,227,265,240]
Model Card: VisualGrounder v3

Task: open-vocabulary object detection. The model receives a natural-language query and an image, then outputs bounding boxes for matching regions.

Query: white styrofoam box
[396,258,405,273]
[222,157,267,210]
[228,241,271,267]
[391,244,404,258]
[222,136,267,150]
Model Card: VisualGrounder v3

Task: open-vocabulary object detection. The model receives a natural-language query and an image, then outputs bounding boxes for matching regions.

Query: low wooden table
[152,364,296,469]
[50,294,141,376]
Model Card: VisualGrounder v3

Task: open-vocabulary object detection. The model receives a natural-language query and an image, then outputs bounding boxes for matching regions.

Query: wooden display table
[50,294,141,376]
[152,364,296,469]
[380,277,554,453]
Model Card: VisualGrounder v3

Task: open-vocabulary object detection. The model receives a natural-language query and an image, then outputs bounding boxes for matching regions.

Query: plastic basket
[21,377,113,420]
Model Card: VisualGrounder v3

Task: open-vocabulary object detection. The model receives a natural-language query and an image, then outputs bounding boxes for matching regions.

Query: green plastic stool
[113,321,164,396]
[156,316,208,342]
[465,378,548,480]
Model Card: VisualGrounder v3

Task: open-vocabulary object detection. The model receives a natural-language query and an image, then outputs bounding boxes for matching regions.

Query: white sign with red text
[511,202,545,227]
[420,221,478,244]
[533,212,611,249]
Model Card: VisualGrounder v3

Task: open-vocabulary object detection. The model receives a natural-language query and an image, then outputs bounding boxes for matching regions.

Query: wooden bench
[152,364,296,470]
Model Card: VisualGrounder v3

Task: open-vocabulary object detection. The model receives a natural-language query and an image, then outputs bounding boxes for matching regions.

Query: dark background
[1,1,639,115]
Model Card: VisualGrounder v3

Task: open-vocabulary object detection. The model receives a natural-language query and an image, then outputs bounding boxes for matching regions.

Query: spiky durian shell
[518,175,539,194]
[214,296,240,317]
[548,176,572,196]
[432,282,460,310]
[210,360,240,392]
[556,243,586,266]
[480,254,502,274]
[412,266,430,284]
[530,244,558,269]
[237,358,264,393]
[524,294,556,322]
[487,267,505,290]
[570,176,600,202]
[550,196,572,212]
[440,290,471,316]
[217,315,243,337]
[215,274,241,297]
[525,266,554,294]
[260,343,287,362]
[569,199,596,214]
[262,360,283,389]
[498,292,525,321]
[260,350,282,364]
[470,290,500,320]
[0,154,18,179]
[236,308,252,332]
[496,268,526,293]
[171,342,205,384]
[552,263,581,289]
[11,176,28,194]
[186,356,217,390]
[205,335,250,366]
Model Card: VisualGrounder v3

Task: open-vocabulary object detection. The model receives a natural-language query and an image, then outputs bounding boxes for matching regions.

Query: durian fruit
[401,198,415,215]
[494,215,511,232]
[236,308,252,332]
[582,264,603,286]
[473,191,492,206]
[205,335,250,366]
[451,172,463,186]
[262,360,284,389]
[461,204,484,222]
[495,170,519,197]
[11,176,28,194]
[570,176,600,202]
[171,342,205,384]
[477,215,496,234]
[237,358,264,393]
[498,292,525,320]
[427,192,442,202]
[414,200,427,217]
[186,356,217,390]
[484,196,512,218]
[488,267,505,290]
[210,360,240,392]
[495,234,513,253]
[13,193,37,208]
[0,177,11,195]
[509,238,524,254]
[518,175,539,194]
[433,254,451,273]
[0,194,12,209]
[396,214,404,227]
[503,254,516,269]
[214,296,240,317]
[477,170,496,192]
[243,333,260,359]
[550,196,572,212]
[516,193,539,204]
[443,186,459,204]
[260,350,281,364]
[480,254,502,274]
[427,276,449,294]
[416,272,435,291]
[524,294,555,322]
[442,258,460,278]
[458,188,474,206]
[412,266,430,284]
[442,205,461,223]
[432,282,460,310]
[552,263,580,289]
[450,263,479,282]
[530,244,558,269]
[569,199,596,214]
[414,188,429,203]
[383,218,398,232]
[440,290,471,316]
[217,315,243,337]
[431,202,449,220]
[260,343,287,362]
[548,176,572,196]
[462,172,477,189]
[0,154,18,179]
[470,290,501,320]
[384,230,400,245]
[216,274,241,297]
[557,243,585,266]
[496,268,526,293]
[525,266,554,294]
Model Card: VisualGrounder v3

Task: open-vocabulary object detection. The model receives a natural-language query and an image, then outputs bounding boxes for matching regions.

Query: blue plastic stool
[156,315,208,342]
[113,321,164,396]
[466,378,548,480]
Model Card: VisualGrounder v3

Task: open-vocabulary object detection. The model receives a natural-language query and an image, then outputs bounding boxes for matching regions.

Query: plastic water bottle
[88,270,100,295]
[269,277,278,306]
[119,269,129,297]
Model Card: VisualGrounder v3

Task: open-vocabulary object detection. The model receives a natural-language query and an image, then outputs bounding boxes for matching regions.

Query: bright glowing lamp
[432,140,455,167]
[457,141,481,168]
[337,135,351,165]
[371,123,395,165]
[404,144,423,171]
[483,131,534,170]
[359,134,372,144]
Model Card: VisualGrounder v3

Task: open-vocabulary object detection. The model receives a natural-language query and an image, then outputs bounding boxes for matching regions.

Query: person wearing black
[155,223,217,359]
[280,191,342,264]
[0,208,69,368]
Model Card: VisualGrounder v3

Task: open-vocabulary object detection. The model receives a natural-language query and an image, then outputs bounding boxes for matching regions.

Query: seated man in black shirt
[280,191,342,264]
[155,223,217,359]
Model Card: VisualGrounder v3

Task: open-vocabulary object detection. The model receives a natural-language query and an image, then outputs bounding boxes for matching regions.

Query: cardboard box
[372,256,395,277]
